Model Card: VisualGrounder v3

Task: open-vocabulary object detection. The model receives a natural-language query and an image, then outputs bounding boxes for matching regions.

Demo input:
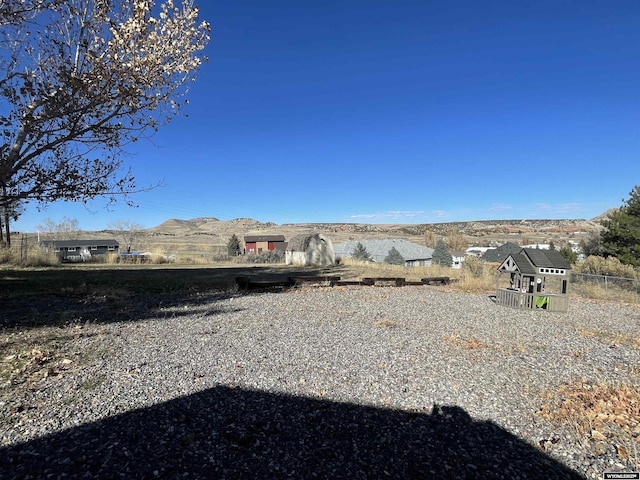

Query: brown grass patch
[576,327,640,350]
[443,335,527,355]
[538,382,640,466]
[373,319,400,329]
[443,335,489,350]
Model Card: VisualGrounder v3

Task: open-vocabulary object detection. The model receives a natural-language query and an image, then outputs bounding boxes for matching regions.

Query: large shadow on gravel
[1,385,584,479]
[0,265,332,330]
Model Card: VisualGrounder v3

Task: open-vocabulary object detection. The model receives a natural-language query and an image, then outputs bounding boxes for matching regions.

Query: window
[91,246,98,251]
[107,246,115,251]
[68,247,76,252]
[54,247,60,252]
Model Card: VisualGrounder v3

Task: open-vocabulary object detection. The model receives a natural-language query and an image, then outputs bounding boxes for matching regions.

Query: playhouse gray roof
[499,248,572,275]
[333,239,434,262]
[522,248,571,269]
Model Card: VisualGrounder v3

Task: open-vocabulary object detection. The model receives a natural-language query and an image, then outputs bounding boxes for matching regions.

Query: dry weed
[576,327,640,350]
[538,381,640,467]
[443,335,489,350]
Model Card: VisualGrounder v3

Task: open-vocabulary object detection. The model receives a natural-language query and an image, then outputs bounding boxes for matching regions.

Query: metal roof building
[333,239,434,266]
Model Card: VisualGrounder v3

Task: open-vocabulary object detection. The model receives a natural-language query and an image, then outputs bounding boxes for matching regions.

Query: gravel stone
[1,287,639,479]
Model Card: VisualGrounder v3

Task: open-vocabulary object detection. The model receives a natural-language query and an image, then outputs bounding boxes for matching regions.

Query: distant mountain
[591,209,617,223]
[141,216,604,246]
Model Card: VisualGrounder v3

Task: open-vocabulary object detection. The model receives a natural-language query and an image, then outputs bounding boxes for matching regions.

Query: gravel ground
[1,286,639,479]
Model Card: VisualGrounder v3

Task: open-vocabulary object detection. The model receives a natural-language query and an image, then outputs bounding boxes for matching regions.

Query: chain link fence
[570,272,639,302]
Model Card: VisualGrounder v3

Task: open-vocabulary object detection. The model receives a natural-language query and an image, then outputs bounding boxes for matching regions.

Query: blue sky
[14,0,640,232]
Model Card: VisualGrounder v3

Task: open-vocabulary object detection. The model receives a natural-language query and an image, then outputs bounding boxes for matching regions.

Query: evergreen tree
[352,242,372,262]
[580,231,604,257]
[559,245,577,264]
[432,239,453,267]
[548,240,556,251]
[600,185,640,266]
[227,234,242,256]
[384,247,405,265]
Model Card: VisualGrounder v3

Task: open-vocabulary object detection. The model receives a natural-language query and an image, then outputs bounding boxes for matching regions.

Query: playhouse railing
[496,288,569,312]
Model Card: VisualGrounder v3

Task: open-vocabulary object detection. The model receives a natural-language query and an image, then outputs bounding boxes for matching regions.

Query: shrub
[246,250,285,264]
[432,239,452,267]
[559,245,578,264]
[227,234,242,256]
[462,255,486,277]
[384,247,405,265]
[573,255,638,279]
[0,245,59,267]
[352,242,372,262]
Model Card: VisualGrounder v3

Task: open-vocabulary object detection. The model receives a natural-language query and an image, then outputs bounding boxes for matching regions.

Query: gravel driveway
[1,286,639,479]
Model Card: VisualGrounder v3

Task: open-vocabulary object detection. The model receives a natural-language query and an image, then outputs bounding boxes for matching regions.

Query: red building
[243,235,286,254]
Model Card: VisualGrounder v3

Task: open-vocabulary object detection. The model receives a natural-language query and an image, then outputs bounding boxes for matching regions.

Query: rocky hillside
[138,216,603,249]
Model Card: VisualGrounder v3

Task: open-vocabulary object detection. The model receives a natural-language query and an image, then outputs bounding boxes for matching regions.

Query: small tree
[445,230,468,252]
[0,1,211,241]
[227,234,241,256]
[424,230,437,248]
[559,245,577,264]
[601,185,640,266]
[352,242,372,262]
[36,216,80,240]
[384,247,404,265]
[580,231,604,257]
[108,219,145,253]
[432,239,453,267]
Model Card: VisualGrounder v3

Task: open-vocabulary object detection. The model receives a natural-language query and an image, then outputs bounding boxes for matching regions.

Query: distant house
[41,239,119,262]
[451,251,466,269]
[243,235,286,254]
[285,234,336,267]
[333,239,434,267]
[481,242,522,263]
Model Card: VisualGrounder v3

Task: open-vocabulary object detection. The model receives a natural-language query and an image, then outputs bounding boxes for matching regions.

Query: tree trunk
[1,185,10,247]
[3,211,9,247]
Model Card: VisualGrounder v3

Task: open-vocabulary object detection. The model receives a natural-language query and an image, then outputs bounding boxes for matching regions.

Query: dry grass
[571,282,640,305]
[443,335,489,350]
[339,258,497,292]
[0,245,59,267]
[538,382,640,468]
[0,325,105,390]
[575,327,640,350]
[443,335,527,355]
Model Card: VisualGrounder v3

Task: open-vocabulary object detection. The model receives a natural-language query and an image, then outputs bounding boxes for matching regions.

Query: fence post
[20,234,27,263]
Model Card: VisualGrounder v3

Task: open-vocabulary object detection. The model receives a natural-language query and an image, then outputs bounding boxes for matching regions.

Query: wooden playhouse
[495,248,571,312]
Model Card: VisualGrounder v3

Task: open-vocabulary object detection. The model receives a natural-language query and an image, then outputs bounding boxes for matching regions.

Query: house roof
[333,239,434,262]
[244,235,286,243]
[41,239,120,248]
[481,242,522,263]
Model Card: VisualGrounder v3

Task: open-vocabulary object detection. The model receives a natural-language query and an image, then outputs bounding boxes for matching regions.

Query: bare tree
[0,0,210,245]
[445,230,469,252]
[423,230,438,248]
[35,216,80,240]
[108,219,145,253]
